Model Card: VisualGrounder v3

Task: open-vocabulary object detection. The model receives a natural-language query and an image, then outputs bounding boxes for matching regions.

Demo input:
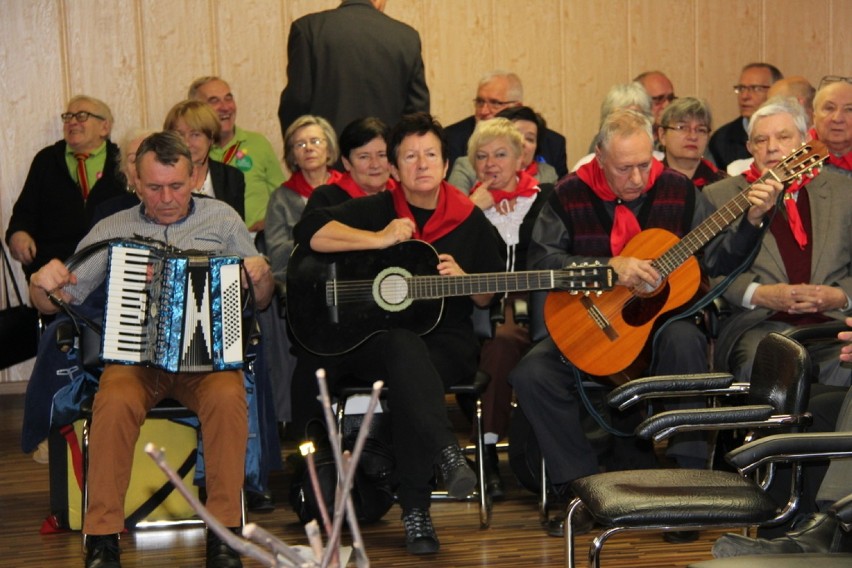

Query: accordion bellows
[101,241,244,372]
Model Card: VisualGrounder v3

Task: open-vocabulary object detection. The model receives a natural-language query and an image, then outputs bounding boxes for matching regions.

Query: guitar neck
[408,270,575,299]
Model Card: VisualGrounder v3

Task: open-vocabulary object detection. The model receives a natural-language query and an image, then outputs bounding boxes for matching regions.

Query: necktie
[75,153,90,199]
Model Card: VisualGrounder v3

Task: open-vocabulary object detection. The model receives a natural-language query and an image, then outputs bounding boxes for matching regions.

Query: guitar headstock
[771,139,829,184]
[555,262,616,294]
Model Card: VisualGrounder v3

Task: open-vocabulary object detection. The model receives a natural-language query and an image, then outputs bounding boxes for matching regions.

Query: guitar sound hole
[622,283,670,327]
[378,272,409,305]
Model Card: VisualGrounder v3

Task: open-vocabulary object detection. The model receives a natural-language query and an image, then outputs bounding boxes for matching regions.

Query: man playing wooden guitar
[508,108,782,537]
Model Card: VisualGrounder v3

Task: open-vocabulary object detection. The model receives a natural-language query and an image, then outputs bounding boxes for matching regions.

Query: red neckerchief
[334,172,398,198]
[691,159,720,189]
[284,169,344,198]
[744,162,812,250]
[524,161,539,177]
[809,128,852,172]
[470,170,540,204]
[576,157,664,255]
[391,180,474,243]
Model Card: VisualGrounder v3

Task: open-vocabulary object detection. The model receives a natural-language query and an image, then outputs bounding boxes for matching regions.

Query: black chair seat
[571,469,779,526]
[688,554,852,568]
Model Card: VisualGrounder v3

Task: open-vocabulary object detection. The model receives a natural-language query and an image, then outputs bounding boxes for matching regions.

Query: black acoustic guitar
[286,239,615,356]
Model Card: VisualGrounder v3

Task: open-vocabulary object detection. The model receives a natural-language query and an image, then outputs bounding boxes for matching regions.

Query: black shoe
[546,506,595,538]
[436,444,476,499]
[85,534,121,568]
[206,527,243,568]
[713,512,844,558]
[483,444,505,500]
[246,489,275,513]
[402,508,440,555]
[663,530,700,544]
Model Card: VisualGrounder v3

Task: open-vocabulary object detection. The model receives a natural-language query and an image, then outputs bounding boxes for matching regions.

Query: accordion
[101,241,245,373]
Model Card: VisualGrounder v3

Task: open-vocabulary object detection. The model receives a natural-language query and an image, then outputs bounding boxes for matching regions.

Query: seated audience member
[705,97,852,387]
[6,95,126,278]
[634,70,676,134]
[27,132,274,568]
[264,115,342,281]
[445,70,568,178]
[92,128,157,223]
[189,76,286,233]
[449,106,558,193]
[163,100,246,219]
[727,77,817,176]
[708,62,783,170]
[809,75,852,176]
[508,108,780,536]
[463,117,553,498]
[572,82,663,171]
[289,113,504,555]
[657,97,727,189]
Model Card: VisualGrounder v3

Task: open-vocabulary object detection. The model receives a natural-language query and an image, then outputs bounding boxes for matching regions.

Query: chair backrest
[747,332,812,416]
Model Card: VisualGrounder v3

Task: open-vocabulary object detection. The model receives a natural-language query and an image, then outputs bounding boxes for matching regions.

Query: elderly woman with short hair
[465,117,554,499]
[658,97,726,189]
[163,99,246,218]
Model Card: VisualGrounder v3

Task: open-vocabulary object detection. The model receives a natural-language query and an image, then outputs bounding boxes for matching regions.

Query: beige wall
[1,0,850,382]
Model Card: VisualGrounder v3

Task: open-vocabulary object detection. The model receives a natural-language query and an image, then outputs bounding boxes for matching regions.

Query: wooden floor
[0,393,735,567]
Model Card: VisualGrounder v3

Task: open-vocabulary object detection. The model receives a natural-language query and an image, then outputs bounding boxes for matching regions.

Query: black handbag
[0,246,40,369]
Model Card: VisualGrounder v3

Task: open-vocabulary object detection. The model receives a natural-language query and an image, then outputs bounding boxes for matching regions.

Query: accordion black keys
[101,241,244,372]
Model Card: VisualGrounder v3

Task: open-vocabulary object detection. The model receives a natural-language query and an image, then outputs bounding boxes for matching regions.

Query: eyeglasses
[819,75,852,89]
[293,137,326,150]
[650,93,677,105]
[662,124,710,136]
[473,98,518,110]
[61,111,106,123]
[733,84,770,95]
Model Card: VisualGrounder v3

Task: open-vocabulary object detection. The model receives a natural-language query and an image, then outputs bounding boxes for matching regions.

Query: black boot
[402,507,440,555]
[206,527,243,568]
[483,444,505,500]
[85,534,121,568]
[713,512,847,558]
[436,444,476,499]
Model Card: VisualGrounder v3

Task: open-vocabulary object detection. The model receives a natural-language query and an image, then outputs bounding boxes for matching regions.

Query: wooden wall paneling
[763,0,830,86]
[559,0,631,164]
[417,0,497,128]
[627,0,697,97]
[212,0,289,161]
[695,0,763,135]
[492,0,565,143]
[63,0,145,148]
[829,0,852,76]
[138,0,217,134]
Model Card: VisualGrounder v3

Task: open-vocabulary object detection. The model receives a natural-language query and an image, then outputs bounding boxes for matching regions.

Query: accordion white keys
[101,241,245,373]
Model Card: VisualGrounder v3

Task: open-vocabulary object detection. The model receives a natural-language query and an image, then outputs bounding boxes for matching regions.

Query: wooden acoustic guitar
[287,239,614,356]
[544,139,828,385]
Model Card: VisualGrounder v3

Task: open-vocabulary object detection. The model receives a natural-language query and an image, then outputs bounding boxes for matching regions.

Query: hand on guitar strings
[437,252,493,307]
[744,178,783,226]
[608,256,663,296]
[752,283,848,314]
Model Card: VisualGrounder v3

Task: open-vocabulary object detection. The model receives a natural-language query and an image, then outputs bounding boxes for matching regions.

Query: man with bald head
[768,76,816,126]
[445,70,569,178]
[811,75,852,176]
[634,70,676,130]
[6,95,126,277]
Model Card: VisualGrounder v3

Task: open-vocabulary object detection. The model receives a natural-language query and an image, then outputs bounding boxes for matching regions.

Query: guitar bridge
[581,296,618,341]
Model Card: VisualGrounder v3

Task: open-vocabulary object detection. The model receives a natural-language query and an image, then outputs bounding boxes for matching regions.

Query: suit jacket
[704,170,852,369]
[445,115,568,179]
[708,116,750,171]
[277,0,429,138]
[5,139,125,276]
[209,159,246,220]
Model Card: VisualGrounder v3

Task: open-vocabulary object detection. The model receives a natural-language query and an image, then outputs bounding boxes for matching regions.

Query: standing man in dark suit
[278,0,429,140]
[445,70,569,179]
[708,62,783,170]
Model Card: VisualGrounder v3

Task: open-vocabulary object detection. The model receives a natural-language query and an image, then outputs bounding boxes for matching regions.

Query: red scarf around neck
[744,162,813,250]
[334,172,398,198]
[284,169,344,198]
[808,128,852,172]
[391,180,474,243]
[575,157,664,255]
[524,160,539,178]
[470,170,540,204]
